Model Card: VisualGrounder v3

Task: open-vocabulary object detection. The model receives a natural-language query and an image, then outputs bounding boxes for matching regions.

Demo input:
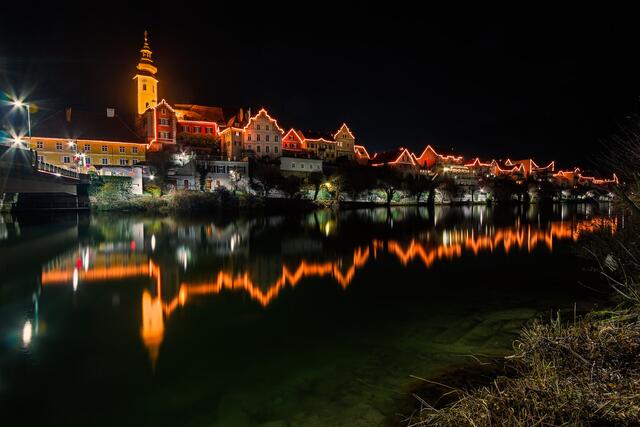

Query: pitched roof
[174,104,227,123]
[299,130,335,141]
[31,109,143,143]
[371,148,415,165]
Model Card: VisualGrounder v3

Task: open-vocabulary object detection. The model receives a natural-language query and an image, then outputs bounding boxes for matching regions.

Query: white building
[98,165,144,195]
[280,156,323,175]
[204,160,250,192]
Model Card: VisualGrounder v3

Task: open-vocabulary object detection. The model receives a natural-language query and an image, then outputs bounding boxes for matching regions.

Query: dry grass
[407,309,640,427]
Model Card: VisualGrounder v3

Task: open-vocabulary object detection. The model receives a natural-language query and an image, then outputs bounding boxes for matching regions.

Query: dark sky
[1,4,639,170]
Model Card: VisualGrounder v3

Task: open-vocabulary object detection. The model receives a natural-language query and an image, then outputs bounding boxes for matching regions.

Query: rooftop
[31,109,143,143]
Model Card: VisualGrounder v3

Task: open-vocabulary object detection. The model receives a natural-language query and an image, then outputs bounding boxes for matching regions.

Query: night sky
[1,4,639,170]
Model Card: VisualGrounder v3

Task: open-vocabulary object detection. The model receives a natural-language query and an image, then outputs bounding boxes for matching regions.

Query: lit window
[290,135,294,141]
[102,145,108,152]
[56,142,63,150]
[206,127,213,134]
[183,125,189,132]
[194,126,201,133]
[101,158,108,165]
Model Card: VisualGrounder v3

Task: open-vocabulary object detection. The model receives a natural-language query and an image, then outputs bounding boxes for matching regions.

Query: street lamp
[10,99,31,147]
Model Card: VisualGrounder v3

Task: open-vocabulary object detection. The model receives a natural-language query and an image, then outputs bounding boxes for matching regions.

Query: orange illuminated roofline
[243,108,285,134]
[333,123,356,140]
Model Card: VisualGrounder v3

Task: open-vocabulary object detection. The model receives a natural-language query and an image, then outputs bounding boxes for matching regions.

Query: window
[37,155,44,162]
[257,134,261,141]
[132,159,138,165]
[159,131,170,139]
[182,125,189,132]
[247,134,252,141]
[256,146,261,153]
[289,135,294,141]
[159,118,169,126]
[266,125,270,130]
[265,146,270,153]
[120,159,128,166]
[143,83,147,91]
[84,144,91,152]
[301,163,305,169]
[161,108,167,115]
[234,131,240,137]
[132,147,138,154]
[102,145,108,152]
[194,126,201,133]
[56,142,63,150]
[101,158,108,165]
[36,141,44,149]
[206,127,213,134]
[274,147,278,154]
[256,124,261,130]
[275,135,279,142]
[119,146,126,153]
[266,135,270,142]
[291,162,295,168]
[85,157,91,164]
[62,156,70,163]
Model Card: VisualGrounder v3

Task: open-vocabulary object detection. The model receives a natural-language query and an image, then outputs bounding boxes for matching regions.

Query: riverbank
[90,190,611,214]
[404,218,640,427]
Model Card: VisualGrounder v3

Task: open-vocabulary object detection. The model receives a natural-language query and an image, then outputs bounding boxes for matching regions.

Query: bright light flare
[22,320,33,346]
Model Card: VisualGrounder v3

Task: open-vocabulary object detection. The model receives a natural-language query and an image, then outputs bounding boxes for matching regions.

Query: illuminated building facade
[243,108,284,159]
[334,123,356,161]
[29,108,146,170]
[138,99,178,151]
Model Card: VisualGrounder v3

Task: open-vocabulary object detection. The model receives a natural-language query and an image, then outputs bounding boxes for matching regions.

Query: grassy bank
[90,190,319,214]
[405,214,640,427]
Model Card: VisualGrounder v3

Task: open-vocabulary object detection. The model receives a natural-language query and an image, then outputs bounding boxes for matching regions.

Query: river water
[0,204,618,426]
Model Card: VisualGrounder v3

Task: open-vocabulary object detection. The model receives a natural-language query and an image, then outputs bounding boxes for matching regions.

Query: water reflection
[31,206,618,367]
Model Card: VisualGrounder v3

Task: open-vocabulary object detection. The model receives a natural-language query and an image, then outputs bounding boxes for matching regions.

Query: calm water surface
[0,205,618,426]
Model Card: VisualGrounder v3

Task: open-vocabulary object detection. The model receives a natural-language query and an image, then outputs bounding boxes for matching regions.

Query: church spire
[134,30,159,114]
[136,30,157,76]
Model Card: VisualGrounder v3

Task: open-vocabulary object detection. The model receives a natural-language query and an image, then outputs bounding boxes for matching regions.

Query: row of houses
[16,32,617,195]
[368,145,618,189]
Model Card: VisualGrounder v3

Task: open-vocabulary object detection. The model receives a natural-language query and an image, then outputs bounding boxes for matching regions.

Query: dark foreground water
[0,204,618,426]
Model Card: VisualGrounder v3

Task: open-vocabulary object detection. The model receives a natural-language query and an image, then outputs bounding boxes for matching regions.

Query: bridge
[0,144,90,210]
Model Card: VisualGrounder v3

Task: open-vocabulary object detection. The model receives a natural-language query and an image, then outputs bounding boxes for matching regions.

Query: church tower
[133,31,158,115]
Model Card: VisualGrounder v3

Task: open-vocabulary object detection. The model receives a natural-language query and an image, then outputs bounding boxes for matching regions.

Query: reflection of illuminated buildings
[39,214,618,367]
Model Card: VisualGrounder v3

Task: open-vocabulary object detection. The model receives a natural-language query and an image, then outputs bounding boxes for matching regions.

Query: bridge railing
[36,160,80,179]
